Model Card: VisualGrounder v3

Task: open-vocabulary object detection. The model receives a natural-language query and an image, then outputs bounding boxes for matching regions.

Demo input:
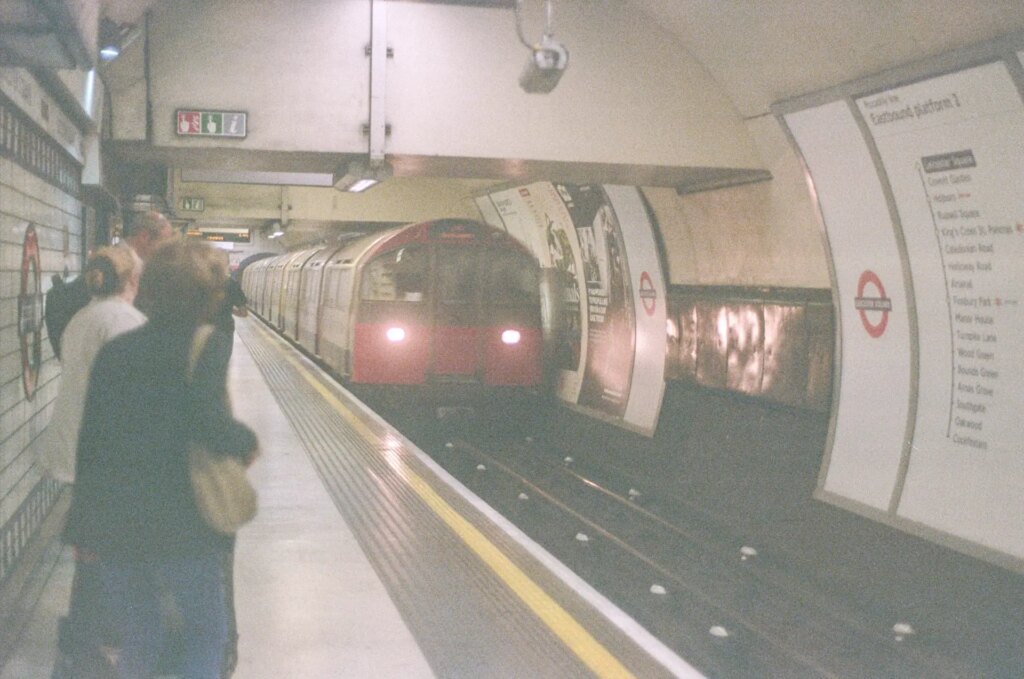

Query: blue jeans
[100,553,227,679]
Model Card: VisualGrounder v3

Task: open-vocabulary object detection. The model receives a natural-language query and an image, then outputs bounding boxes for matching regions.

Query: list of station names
[856,61,1024,556]
[858,62,1024,460]
[919,148,1019,450]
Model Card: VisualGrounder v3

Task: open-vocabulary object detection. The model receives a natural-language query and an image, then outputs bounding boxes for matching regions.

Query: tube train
[241,219,545,398]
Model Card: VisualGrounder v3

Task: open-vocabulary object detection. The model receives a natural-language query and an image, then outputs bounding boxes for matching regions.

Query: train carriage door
[432,242,482,380]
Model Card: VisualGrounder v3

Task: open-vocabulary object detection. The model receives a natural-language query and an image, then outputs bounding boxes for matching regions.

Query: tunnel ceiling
[17,0,1024,196]
[627,0,1024,118]
[91,0,1024,121]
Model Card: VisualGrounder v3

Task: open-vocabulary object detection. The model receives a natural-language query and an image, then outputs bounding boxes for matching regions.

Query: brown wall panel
[725,303,764,395]
[804,303,834,411]
[665,287,833,412]
[762,304,810,406]
[694,301,728,389]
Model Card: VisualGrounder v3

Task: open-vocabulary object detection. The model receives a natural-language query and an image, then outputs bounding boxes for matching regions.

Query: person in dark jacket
[64,239,257,679]
[45,210,175,359]
[213,272,248,360]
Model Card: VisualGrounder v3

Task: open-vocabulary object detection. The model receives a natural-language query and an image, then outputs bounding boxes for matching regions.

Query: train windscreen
[360,246,428,302]
[486,250,539,306]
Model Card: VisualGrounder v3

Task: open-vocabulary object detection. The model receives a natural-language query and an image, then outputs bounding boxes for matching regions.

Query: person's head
[84,246,142,303]
[124,210,176,260]
[138,240,227,328]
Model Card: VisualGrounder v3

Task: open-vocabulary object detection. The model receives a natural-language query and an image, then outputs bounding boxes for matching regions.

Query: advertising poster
[858,61,1024,559]
[552,184,635,418]
[478,183,666,435]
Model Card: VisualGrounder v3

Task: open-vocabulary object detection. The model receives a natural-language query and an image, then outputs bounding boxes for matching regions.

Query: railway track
[410,421,971,679]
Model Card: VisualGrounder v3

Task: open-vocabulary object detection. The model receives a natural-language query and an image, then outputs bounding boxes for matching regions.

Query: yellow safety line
[250,322,635,679]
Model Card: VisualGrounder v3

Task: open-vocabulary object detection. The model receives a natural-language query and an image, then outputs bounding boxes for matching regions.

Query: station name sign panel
[176,109,247,138]
[785,59,1024,566]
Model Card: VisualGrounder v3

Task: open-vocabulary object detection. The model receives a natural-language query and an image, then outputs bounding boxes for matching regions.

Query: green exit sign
[181,197,205,211]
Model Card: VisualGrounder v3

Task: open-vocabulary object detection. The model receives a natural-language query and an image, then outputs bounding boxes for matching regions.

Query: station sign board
[176,109,247,138]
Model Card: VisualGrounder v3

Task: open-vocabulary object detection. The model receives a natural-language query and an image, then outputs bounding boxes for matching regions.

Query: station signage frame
[175,109,247,138]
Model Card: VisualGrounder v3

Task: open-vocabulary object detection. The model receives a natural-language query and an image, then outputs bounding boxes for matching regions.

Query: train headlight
[501,329,521,345]
[386,327,406,343]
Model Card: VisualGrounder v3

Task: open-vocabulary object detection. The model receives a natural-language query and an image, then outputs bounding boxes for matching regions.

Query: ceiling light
[98,18,135,63]
[333,159,392,192]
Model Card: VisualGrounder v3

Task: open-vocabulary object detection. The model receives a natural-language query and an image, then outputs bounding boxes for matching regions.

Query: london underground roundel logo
[854,270,892,338]
[639,271,657,317]
[19,225,43,400]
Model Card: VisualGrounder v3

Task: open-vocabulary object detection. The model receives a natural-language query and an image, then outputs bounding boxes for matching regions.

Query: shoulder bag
[187,325,258,535]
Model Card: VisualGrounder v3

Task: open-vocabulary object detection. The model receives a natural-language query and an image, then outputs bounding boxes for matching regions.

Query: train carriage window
[437,248,477,304]
[487,250,539,305]
[361,246,427,302]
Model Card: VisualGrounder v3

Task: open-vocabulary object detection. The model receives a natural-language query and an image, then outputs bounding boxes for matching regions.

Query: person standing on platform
[210,255,249,675]
[64,240,258,679]
[213,262,248,360]
[42,247,146,677]
[45,210,175,359]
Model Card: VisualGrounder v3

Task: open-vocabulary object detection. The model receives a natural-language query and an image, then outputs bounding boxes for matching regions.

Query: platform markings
[248,321,652,679]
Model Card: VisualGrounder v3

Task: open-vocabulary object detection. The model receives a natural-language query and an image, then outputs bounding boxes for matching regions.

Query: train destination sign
[176,109,247,138]
[186,228,251,243]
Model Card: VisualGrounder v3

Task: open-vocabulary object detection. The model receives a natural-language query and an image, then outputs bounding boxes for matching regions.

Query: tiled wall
[0,90,82,588]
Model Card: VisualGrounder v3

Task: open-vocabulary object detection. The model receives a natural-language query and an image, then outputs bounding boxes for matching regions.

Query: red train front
[243,219,544,397]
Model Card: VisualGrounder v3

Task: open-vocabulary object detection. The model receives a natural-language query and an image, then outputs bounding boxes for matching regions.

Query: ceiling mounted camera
[519,35,569,94]
[514,0,568,94]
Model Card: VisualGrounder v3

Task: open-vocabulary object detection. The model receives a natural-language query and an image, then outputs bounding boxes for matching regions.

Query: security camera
[519,36,568,94]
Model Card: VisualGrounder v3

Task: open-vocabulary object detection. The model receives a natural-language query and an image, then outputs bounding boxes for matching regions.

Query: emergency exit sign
[176,109,247,138]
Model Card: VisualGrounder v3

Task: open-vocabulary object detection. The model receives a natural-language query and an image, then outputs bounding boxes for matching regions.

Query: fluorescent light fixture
[334,160,392,193]
[99,18,136,62]
[347,178,379,193]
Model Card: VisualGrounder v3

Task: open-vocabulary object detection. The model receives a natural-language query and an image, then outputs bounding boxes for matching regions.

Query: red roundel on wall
[19,224,43,400]
[639,271,657,317]
[854,269,892,338]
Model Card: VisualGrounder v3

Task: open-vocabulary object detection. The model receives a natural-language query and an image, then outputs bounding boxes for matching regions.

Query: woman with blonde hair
[43,245,145,484]
[64,239,257,679]
[44,246,146,676]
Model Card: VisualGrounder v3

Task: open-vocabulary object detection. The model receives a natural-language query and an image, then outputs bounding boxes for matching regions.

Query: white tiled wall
[0,119,82,584]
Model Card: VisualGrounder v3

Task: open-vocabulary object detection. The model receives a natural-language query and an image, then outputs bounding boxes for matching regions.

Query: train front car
[350,219,544,401]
